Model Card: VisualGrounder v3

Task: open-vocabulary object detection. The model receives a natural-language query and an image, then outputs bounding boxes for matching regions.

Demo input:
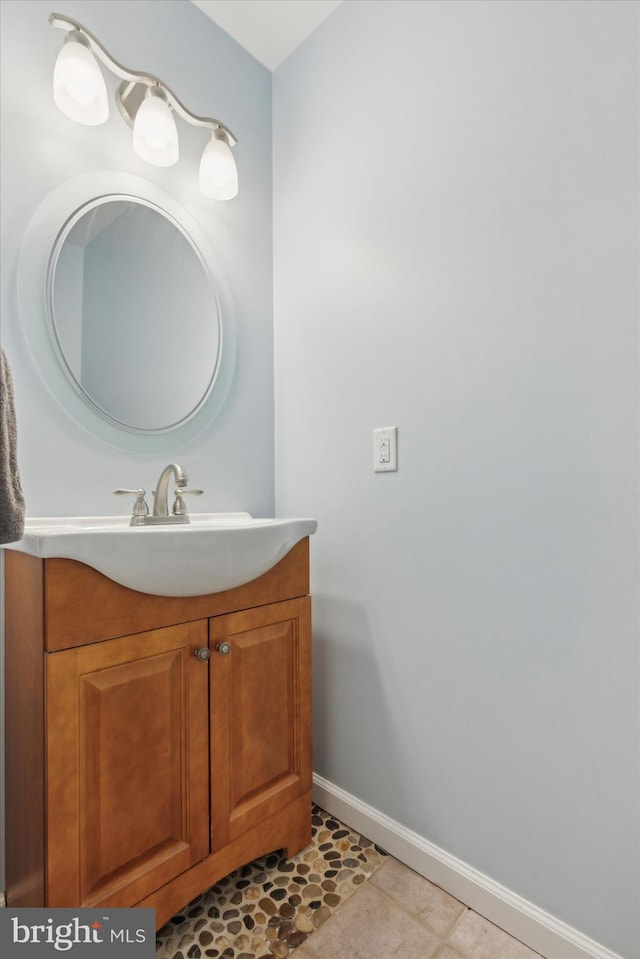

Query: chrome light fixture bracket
[63,28,91,52]
[116,80,150,129]
[49,12,238,193]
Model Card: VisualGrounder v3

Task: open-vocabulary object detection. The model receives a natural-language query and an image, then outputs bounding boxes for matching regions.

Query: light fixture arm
[49,12,237,146]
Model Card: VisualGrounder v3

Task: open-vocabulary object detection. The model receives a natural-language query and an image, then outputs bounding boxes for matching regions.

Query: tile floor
[156,805,544,959]
[294,856,545,959]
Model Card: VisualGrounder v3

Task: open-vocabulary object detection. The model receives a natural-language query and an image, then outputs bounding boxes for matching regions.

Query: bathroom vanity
[9,161,315,926]
[4,537,312,928]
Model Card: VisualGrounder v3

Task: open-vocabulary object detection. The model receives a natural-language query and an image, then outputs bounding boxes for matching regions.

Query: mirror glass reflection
[49,197,221,432]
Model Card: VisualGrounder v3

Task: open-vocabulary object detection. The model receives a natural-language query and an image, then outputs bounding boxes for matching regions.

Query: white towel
[0,348,25,544]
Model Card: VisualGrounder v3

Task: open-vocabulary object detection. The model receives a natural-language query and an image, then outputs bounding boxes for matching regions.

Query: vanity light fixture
[199,129,239,201]
[53,30,109,125]
[132,86,179,168]
[49,12,238,199]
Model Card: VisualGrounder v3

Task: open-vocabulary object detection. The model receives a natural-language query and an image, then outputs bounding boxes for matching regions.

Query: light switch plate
[373,427,398,472]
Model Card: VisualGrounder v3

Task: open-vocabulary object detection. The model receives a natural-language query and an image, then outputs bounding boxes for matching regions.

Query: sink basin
[6,512,318,597]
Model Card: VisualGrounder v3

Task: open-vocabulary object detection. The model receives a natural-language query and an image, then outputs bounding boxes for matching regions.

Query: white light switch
[373,427,398,472]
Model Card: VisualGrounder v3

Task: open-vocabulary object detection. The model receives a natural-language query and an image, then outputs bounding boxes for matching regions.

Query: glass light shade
[199,134,238,200]
[53,36,109,126]
[133,90,179,167]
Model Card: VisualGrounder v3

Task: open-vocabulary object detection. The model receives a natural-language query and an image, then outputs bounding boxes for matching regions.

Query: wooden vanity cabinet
[4,539,312,928]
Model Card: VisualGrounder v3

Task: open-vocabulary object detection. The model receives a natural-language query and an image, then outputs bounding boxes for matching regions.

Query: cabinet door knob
[194,647,210,662]
[215,642,231,656]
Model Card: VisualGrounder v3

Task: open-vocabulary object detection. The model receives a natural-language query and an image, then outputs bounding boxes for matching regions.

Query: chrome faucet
[114,463,203,525]
[153,463,188,517]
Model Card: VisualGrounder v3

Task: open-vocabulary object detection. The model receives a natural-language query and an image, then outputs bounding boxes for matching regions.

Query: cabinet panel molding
[46,622,209,907]
[210,598,312,848]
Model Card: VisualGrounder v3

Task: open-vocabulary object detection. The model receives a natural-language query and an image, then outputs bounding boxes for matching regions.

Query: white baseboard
[312,774,626,959]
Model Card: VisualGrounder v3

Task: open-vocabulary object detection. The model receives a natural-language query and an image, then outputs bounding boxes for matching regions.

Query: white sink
[7,513,317,597]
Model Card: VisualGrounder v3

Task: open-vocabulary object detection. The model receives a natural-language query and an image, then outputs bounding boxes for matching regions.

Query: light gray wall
[0,0,273,886]
[273,2,639,956]
[0,0,274,515]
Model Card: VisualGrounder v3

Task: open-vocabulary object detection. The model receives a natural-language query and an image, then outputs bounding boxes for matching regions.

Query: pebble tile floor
[156,805,544,959]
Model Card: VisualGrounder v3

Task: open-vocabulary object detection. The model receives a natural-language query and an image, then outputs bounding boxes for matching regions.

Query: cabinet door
[210,598,311,849]
[46,621,210,908]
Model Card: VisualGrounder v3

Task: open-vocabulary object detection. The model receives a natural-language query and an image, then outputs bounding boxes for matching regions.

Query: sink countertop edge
[3,515,318,597]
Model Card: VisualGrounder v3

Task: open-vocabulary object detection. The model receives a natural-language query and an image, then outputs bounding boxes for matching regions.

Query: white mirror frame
[17,172,236,452]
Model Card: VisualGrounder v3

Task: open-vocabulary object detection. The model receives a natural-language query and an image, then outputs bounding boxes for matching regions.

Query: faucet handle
[172,489,204,516]
[113,488,150,525]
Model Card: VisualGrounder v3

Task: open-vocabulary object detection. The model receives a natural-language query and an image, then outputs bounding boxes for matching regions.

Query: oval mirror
[49,197,220,432]
[17,173,236,452]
